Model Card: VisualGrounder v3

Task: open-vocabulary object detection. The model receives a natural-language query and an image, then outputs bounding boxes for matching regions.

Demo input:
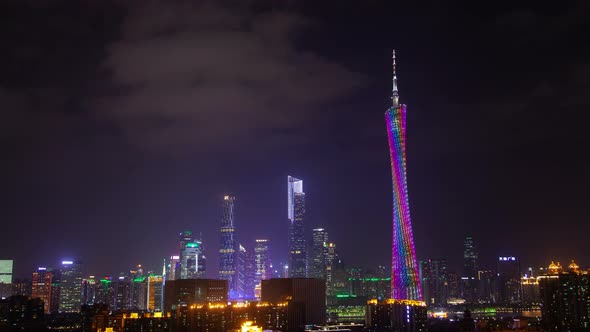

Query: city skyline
[3,1,590,280]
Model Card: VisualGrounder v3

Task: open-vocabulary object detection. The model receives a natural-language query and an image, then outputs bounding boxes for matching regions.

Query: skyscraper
[497,256,522,304]
[462,236,478,303]
[219,195,238,297]
[32,267,53,314]
[237,244,255,299]
[385,50,422,301]
[287,176,306,278]
[0,260,13,284]
[254,239,271,289]
[181,241,206,279]
[309,228,329,279]
[58,260,83,313]
[420,259,448,307]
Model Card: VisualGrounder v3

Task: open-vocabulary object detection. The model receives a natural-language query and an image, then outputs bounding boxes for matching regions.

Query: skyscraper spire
[392,49,399,108]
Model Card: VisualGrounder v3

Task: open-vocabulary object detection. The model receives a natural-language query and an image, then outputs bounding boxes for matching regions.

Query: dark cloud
[94,1,362,153]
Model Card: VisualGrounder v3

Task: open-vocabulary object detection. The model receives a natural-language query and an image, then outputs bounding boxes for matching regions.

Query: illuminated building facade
[462,236,478,303]
[0,260,13,284]
[385,50,421,301]
[58,260,83,313]
[287,176,307,278]
[181,241,206,279]
[147,274,163,311]
[32,267,54,314]
[178,231,194,279]
[253,239,271,298]
[237,244,256,299]
[166,255,180,282]
[114,275,132,310]
[539,261,590,332]
[497,256,522,304]
[366,299,427,332]
[219,195,238,297]
[95,276,115,307]
[163,279,228,313]
[82,276,96,305]
[310,228,329,279]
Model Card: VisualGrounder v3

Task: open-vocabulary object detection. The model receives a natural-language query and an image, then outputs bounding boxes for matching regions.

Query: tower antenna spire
[392,49,399,108]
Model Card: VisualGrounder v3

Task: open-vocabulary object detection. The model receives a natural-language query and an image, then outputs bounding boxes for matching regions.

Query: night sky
[2,1,589,279]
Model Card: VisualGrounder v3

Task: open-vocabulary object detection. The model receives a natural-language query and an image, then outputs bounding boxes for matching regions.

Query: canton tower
[385,50,422,301]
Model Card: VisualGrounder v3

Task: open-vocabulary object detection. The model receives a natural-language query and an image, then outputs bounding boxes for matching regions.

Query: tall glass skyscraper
[254,239,271,298]
[181,241,206,279]
[32,267,54,313]
[309,228,328,279]
[287,176,306,278]
[385,50,422,301]
[462,236,478,303]
[58,260,83,313]
[219,195,238,297]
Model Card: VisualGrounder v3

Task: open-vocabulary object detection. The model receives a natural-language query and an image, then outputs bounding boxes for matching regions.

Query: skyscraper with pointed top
[287,176,307,278]
[386,50,422,301]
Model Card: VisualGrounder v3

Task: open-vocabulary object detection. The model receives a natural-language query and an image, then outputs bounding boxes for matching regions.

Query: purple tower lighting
[385,50,422,301]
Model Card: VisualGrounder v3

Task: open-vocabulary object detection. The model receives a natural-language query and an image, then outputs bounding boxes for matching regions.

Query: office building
[539,261,590,331]
[31,267,54,314]
[163,279,228,313]
[0,260,13,284]
[366,299,427,332]
[261,278,326,326]
[309,228,329,279]
[181,241,206,279]
[58,260,83,313]
[385,50,422,301]
[166,255,180,282]
[253,239,271,298]
[82,276,96,305]
[521,276,540,304]
[462,236,478,303]
[95,276,115,307]
[287,176,307,278]
[177,231,194,279]
[147,274,163,311]
[237,243,256,299]
[219,195,238,297]
[0,295,45,330]
[114,274,132,310]
[420,259,447,307]
[497,256,522,304]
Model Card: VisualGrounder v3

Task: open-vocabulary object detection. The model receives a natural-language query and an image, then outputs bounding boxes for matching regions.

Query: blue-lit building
[287,176,306,278]
[219,195,238,298]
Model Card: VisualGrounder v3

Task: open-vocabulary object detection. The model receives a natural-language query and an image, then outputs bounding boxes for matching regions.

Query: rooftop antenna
[392,49,399,108]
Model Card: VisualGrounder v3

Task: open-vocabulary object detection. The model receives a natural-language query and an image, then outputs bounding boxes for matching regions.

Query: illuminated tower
[219,195,238,297]
[32,267,53,314]
[386,50,422,301]
[58,260,83,313]
[288,176,307,278]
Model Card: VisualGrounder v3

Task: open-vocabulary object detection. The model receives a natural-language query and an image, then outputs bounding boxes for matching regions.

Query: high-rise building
[462,236,478,303]
[420,259,448,307]
[181,241,206,279]
[114,274,132,310]
[0,260,13,284]
[497,256,522,304]
[82,276,96,305]
[165,255,180,282]
[254,239,271,296]
[539,261,590,331]
[237,244,255,299]
[147,274,163,312]
[309,228,329,279]
[219,195,238,297]
[31,267,54,314]
[58,260,83,313]
[288,176,307,278]
[177,231,194,279]
[366,299,427,332]
[385,50,422,301]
